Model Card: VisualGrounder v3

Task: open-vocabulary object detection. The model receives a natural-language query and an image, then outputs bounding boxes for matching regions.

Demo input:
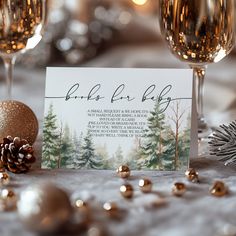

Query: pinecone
[0,136,36,173]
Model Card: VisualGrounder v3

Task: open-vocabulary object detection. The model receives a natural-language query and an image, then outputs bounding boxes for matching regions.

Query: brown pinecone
[0,136,36,173]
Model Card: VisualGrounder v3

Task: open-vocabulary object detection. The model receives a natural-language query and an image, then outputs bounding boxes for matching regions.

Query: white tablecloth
[0,44,236,236]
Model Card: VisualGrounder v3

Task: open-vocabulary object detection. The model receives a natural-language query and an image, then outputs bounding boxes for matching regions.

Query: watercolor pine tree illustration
[66,132,84,169]
[138,100,168,170]
[138,100,190,170]
[57,124,75,168]
[42,104,60,169]
[95,144,111,169]
[79,131,102,169]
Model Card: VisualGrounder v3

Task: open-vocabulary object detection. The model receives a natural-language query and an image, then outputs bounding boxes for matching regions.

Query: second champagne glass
[159,0,235,138]
[0,0,47,99]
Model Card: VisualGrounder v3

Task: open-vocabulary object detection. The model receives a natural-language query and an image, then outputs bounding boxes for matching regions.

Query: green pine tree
[179,113,191,169]
[138,101,167,170]
[95,144,110,169]
[126,137,140,169]
[114,145,124,167]
[67,132,84,168]
[80,131,102,169]
[59,124,75,168]
[42,104,60,169]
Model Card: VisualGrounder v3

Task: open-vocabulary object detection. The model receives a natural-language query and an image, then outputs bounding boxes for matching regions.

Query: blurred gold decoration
[74,199,91,226]
[0,101,38,145]
[116,165,131,178]
[0,188,17,212]
[172,183,186,197]
[87,225,105,236]
[0,136,36,173]
[17,183,73,233]
[0,172,10,186]
[210,181,228,197]
[103,202,119,218]
[150,198,168,208]
[185,168,199,183]
[120,183,133,199]
[132,0,148,5]
[18,0,158,67]
[139,178,152,193]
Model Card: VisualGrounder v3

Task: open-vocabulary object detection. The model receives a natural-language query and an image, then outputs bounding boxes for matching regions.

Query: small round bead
[139,178,152,193]
[103,202,119,217]
[210,181,228,197]
[0,172,10,186]
[116,165,130,178]
[0,188,17,211]
[120,184,133,199]
[185,168,199,183]
[172,182,186,197]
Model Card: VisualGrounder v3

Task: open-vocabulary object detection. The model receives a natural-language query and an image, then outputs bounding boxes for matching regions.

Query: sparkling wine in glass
[159,0,235,138]
[0,0,47,99]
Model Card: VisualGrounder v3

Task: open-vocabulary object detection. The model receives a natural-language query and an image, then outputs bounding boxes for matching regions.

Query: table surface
[0,44,236,236]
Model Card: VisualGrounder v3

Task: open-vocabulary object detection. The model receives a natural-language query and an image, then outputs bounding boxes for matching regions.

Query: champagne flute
[159,0,235,138]
[0,0,47,99]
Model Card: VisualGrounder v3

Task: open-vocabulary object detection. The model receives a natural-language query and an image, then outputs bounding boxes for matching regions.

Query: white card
[43,68,197,170]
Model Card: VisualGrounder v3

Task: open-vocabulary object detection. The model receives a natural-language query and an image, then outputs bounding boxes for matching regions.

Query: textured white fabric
[0,45,236,236]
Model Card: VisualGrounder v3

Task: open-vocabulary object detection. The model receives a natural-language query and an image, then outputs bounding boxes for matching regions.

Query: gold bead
[74,199,90,225]
[120,184,133,199]
[0,188,17,212]
[1,189,16,199]
[0,172,10,186]
[185,168,199,183]
[103,202,119,217]
[210,181,228,197]
[139,178,152,193]
[116,165,130,178]
[75,199,87,208]
[172,182,186,197]
[87,225,105,236]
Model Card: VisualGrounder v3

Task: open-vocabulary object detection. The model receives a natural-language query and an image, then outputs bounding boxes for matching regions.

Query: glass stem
[3,56,16,100]
[191,65,207,132]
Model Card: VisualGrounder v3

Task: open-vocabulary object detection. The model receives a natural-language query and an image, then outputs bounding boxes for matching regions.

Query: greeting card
[42,68,196,170]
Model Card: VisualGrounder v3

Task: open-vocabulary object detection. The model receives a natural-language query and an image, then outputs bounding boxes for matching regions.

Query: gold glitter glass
[0,0,47,99]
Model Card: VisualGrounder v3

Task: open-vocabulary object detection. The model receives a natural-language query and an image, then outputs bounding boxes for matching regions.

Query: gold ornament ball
[116,165,131,178]
[185,168,199,183]
[0,100,38,145]
[120,184,133,199]
[17,183,73,233]
[139,178,153,193]
[210,181,228,197]
[0,172,10,187]
[172,182,186,197]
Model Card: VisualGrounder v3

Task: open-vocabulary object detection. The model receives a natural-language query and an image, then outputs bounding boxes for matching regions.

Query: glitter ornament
[210,181,228,197]
[139,178,153,193]
[120,184,133,199]
[0,100,38,145]
[116,165,130,178]
[172,182,186,197]
[17,183,73,233]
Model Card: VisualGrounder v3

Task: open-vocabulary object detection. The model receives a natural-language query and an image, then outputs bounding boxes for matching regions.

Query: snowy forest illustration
[42,100,191,171]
